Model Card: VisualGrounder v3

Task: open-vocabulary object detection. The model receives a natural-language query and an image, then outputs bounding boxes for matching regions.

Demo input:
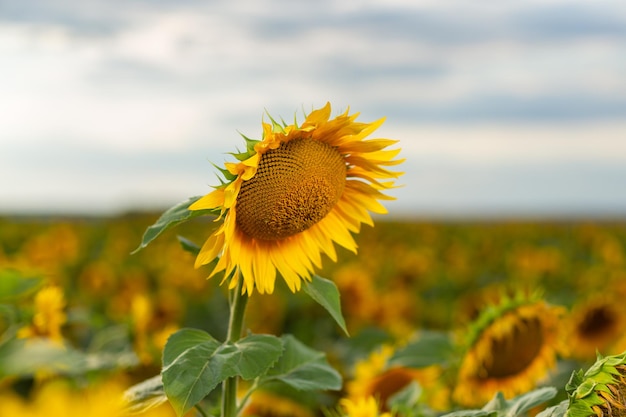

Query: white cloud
[1,0,625,215]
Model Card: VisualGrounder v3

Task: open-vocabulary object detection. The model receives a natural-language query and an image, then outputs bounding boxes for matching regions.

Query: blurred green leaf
[0,338,87,378]
[535,400,568,417]
[177,235,201,256]
[123,375,168,415]
[260,334,342,392]
[503,387,557,417]
[303,275,348,336]
[162,329,283,416]
[388,330,454,368]
[443,388,558,417]
[132,196,216,254]
[0,269,44,302]
[443,411,497,417]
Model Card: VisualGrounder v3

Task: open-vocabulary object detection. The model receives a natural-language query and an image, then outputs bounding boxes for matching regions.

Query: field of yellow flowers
[2,213,626,416]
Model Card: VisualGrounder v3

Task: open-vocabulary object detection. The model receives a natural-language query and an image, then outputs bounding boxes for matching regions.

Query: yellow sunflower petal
[189,189,225,211]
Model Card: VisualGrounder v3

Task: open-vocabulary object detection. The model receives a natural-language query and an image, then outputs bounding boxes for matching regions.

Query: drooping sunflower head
[453,291,567,407]
[565,351,626,417]
[189,103,403,295]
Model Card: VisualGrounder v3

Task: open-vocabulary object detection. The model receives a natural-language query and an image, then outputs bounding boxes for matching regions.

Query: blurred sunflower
[347,345,450,412]
[453,293,566,407]
[339,397,392,417]
[564,351,626,417]
[17,285,67,345]
[565,294,626,361]
[189,103,403,295]
[1,379,178,417]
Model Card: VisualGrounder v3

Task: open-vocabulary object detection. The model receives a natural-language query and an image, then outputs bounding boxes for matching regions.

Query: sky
[1,0,625,218]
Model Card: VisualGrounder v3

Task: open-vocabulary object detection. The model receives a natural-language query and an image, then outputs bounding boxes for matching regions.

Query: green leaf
[161,329,222,416]
[442,410,496,417]
[535,400,568,417]
[218,334,283,380]
[0,338,87,378]
[123,375,168,415]
[260,334,342,391]
[132,196,216,254]
[303,275,348,336]
[177,235,201,256]
[161,330,283,416]
[388,330,454,368]
[504,387,557,417]
[0,269,44,302]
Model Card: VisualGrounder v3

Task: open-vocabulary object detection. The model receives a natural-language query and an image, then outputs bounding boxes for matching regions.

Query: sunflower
[339,397,392,417]
[564,351,626,417]
[453,292,567,407]
[347,345,450,412]
[17,285,67,345]
[189,103,403,295]
[565,294,626,362]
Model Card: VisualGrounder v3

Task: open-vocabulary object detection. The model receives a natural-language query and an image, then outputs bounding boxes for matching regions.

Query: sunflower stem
[222,279,248,417]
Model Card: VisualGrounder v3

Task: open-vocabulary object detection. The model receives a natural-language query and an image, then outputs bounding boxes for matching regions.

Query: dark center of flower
[578,306,617,339]
[483,317,544,378]
[236,138,346,241]
[369,368,415,411]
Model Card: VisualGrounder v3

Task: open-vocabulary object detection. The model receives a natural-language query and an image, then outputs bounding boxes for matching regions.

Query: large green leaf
[388,330,454,368]
[303,275,348,336]
[0,269,44,302]
[260,334,342,391]
[161,329,283,416]
[132,196,216,254]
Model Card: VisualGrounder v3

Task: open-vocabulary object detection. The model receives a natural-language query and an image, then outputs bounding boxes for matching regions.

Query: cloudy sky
[1,0,625,218]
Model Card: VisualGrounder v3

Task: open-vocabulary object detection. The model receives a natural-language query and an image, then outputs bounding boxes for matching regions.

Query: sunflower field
[2,213,626,417]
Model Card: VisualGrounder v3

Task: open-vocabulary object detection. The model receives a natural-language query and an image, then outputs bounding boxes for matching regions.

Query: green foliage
[0,338,87,378]
[160,329,341,416]
[389,330,454,368]
[122,375,168,415]
[259,334,342,391]
[535,401,568,417]
[132,196,216,254]
[177,235,201,256]
[0,269,44,302]
[162,329,283,416]
[303,275,348,336]
[442,388,557,417]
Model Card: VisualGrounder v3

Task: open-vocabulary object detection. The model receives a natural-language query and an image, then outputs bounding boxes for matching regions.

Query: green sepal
[212,162,237,182]
[132,196,217,254]
[303,275,348,336]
